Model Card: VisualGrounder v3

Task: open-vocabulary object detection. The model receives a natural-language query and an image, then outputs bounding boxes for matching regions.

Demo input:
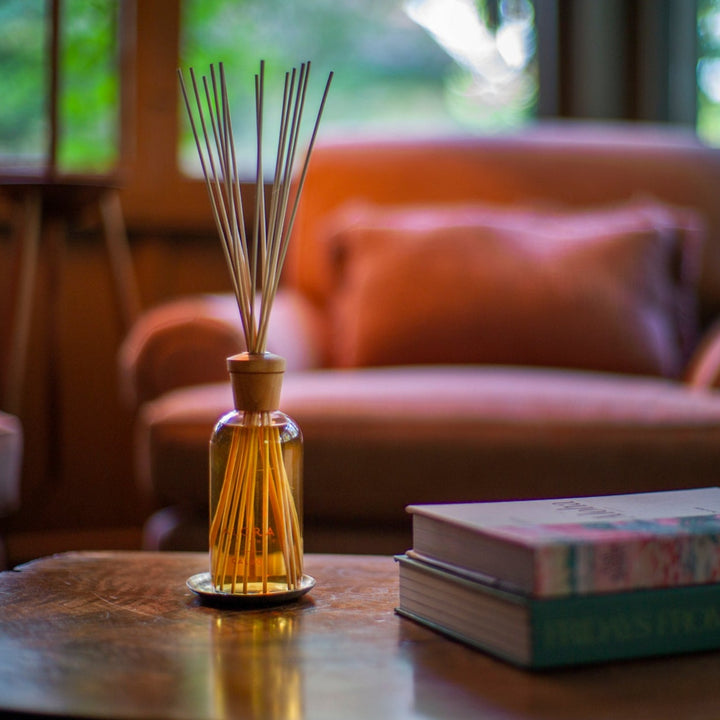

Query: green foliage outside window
[0,0,539,177]
[180,0,538,176]
[698,0,720,145]
[0,0,119,175]
[0,1,46,169]
[58,0,119,173]
[3,2,720,175]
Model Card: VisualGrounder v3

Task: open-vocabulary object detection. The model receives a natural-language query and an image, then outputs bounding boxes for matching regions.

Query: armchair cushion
[328,200,703,378]
[135,367,720,552]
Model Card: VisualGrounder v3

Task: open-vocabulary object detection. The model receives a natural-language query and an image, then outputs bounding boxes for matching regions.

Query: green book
[395,554,720,669]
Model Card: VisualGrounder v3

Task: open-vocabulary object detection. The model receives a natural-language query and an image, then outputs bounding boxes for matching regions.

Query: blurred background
[0,0,714,564]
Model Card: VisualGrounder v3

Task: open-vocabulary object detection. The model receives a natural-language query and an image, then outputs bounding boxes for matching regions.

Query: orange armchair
[119,122,720,554]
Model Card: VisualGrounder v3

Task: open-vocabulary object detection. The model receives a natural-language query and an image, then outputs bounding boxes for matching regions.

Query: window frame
[120,0,217,232]
[118,0,699,234]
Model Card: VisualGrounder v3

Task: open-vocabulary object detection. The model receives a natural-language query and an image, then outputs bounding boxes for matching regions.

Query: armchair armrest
[118,290,326,409]
[685,321,720,389]
[118,294,244,408]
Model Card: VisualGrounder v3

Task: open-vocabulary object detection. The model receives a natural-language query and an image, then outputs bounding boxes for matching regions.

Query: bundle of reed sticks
[179,61,332,594]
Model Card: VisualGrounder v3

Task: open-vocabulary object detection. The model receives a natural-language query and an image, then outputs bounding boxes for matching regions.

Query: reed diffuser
[179,61,331,598]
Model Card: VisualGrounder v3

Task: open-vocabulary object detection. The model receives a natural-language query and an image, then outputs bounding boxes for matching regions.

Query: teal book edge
[395,554,720,669]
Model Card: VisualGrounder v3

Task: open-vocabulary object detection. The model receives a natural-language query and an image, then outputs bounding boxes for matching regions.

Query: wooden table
[1,552,720,719]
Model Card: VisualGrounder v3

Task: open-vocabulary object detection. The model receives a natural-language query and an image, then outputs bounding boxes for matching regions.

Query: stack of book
[396,487,720,669]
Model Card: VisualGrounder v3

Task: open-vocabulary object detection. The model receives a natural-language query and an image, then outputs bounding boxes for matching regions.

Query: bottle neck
[227,352,285,412]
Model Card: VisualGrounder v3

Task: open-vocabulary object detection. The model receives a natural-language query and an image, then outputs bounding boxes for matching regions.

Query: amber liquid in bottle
[209,409,303,594]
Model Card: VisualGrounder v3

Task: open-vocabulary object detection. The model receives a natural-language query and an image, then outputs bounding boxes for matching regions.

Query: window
[698,0,720,144]
[0,1,46,171]
[0,0,120,175]
[179,0,538,176]
[57,0,120,173]
[0,2,707,231]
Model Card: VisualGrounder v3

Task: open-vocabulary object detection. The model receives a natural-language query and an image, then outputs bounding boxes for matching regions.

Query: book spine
[397,555,720,668]
[532,583,720,667]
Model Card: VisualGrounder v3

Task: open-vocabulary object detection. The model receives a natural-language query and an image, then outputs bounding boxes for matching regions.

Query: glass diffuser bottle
[209,352,303,595]
[179,60,331,601]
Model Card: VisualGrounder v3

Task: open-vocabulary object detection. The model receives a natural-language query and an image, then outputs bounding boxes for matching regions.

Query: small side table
[1,177,141,416]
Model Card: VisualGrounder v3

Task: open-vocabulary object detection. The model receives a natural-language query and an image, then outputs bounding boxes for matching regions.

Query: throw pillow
[325,201,704,377]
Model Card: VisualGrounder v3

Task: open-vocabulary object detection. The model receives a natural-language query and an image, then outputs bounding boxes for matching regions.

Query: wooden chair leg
[43,214,67,484]
[3,190,42,415]
[99,190,141,332]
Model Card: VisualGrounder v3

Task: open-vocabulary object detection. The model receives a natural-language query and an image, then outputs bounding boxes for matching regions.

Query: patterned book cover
[509,514,720,595]
[407,487,720,596]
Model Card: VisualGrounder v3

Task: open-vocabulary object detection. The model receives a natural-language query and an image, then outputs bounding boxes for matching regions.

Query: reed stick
[179,61,331,593]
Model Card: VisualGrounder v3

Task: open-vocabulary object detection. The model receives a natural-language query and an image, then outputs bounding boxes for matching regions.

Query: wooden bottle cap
[227,352,286,412]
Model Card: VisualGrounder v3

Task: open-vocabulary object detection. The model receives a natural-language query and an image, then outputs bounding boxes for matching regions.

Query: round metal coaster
[187,572,316,608]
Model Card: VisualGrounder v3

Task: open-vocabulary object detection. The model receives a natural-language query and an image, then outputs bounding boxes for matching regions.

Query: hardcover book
[407,487,720,597]
[395,553,720,669]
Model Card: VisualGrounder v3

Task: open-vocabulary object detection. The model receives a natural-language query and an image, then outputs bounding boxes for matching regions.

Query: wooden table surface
[1,551,720,719]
